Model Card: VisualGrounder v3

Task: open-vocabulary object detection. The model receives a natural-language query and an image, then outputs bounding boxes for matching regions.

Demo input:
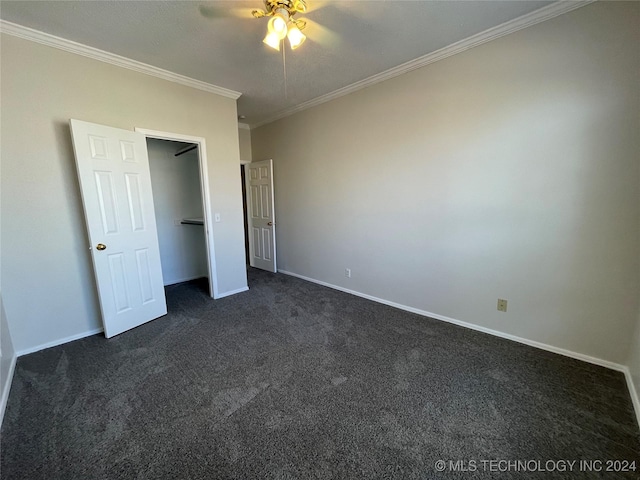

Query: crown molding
[0,20,242,100]
[251,0,596,128]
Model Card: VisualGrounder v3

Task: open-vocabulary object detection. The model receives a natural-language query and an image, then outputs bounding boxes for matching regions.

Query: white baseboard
[0,352,17,426]
[13,282,249,356]
[215,286,249,299]
[164,275,208,286]
[16,327,104,357]
[278,270,629,371]
[279,269,640,425]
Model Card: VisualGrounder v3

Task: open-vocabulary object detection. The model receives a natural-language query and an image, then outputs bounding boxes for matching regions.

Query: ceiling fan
[199,0,338,53]
[251,0,309,51]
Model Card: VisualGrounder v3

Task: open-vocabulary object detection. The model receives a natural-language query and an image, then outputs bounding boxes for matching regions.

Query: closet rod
[174,144,197,157]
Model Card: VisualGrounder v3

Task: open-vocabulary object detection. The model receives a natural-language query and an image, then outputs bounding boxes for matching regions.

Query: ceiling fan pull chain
[282,41,288,99]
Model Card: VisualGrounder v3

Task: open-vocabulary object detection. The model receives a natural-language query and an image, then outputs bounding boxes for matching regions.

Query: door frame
[135,128,218,299]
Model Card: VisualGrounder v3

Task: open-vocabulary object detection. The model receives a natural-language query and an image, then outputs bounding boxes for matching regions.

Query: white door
[244,160,276,272]
[70,119,167,338]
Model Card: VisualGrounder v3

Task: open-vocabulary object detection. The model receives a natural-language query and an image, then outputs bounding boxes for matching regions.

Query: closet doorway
[136,128,217,298]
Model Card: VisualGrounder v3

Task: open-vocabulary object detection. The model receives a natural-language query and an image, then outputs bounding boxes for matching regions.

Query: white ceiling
[1,1,556,126]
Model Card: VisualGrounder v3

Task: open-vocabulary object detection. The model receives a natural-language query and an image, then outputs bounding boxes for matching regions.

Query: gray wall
[238,126,252,161]
[147,139,208,286]
[1,34,248,353]
[252,2,640,365]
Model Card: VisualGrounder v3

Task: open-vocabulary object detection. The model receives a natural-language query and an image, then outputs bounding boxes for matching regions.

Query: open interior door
[244,159,277,272]
[70,119,167,338]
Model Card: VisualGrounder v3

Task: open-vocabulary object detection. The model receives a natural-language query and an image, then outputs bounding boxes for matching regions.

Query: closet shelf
[181,217,204,226]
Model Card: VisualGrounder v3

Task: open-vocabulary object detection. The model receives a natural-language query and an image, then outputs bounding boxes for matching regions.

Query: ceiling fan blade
[303,19,341,49]
[198,5,256,19]
[303,1,329,14]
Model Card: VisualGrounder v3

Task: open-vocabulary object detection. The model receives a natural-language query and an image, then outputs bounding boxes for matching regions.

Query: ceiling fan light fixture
[263,31,281,50]
[255,1,308,51]
[267,8,289,39]
[287,24,306,50]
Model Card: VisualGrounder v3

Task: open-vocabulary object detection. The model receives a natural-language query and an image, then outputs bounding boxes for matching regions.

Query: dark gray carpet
[2,268,639,479]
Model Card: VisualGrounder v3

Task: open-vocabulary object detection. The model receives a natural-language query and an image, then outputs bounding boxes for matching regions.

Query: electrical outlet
[497,299,508,312]
[345,268,351,278]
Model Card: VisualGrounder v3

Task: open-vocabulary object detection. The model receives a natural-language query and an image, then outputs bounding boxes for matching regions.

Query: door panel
[135,248,154,304]
[70,119,167,338]
[108,253,131,313]
[124,173,145,231]
[95,171,120,234]
[244,160,276,272]
[262,230,272,260]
